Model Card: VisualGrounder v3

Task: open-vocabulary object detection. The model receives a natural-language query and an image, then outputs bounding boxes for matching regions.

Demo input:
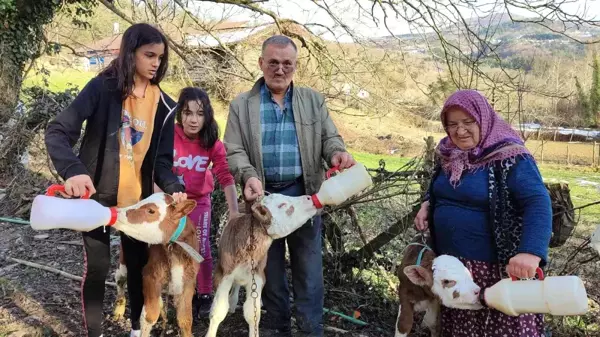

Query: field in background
[23,66,438,158]
[22,67,184,98]
[23,67,600,192]
[526,140,600,166]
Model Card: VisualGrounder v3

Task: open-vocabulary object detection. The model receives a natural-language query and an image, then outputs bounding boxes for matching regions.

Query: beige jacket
[223,77,346,195]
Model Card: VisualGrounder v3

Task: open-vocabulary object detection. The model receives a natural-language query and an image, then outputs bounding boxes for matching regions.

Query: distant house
[180,20,313,100]
[74,20,314,98]
[76,20,310,69]
[76,34,122,68]
[183,21,271,48]
[183,20,310,48]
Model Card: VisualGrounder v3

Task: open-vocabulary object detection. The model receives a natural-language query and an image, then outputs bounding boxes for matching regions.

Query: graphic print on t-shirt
[173,148,210,188]
[116,85,158,208]
[173,149,186,186]
[120,108,147,163]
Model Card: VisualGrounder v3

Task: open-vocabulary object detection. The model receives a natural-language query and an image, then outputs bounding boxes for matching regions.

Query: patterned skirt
[441,258,545,337]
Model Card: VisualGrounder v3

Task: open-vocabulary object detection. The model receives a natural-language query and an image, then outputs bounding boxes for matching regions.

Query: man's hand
[331,151,356,170]
[172,192,188,203]
[64,174,96,198]
[244,177,263,201]
[506,253,541,279]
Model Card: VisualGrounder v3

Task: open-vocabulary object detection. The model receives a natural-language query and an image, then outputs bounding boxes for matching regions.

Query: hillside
[371,14,600,69]
[32,4,600,158]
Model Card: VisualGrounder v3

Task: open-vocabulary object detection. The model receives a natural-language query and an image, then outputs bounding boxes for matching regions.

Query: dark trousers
[81,226,148,336]
[262,180,324,336]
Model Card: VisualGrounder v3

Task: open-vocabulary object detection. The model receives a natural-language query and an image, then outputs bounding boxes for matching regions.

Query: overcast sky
[186,0,600,42]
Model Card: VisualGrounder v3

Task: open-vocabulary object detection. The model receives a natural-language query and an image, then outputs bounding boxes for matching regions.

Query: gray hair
[261,35,297,54]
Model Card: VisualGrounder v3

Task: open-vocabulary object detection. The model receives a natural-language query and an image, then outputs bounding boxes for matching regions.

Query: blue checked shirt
[260,83,302,183]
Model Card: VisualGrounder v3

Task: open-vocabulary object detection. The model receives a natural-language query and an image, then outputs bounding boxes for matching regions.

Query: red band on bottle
[510,267,544,281]
[311,194,323,209]
[107,208,118,226]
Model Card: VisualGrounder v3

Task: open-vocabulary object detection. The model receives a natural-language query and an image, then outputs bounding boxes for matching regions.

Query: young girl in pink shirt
[173,87,239,317]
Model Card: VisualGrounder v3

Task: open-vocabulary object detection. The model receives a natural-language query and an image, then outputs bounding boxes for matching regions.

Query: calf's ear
[404,265,433,287]
[171,199,197,219]
[251,202,272,224]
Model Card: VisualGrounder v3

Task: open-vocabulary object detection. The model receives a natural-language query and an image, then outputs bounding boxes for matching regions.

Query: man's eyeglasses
[267,60,295,73]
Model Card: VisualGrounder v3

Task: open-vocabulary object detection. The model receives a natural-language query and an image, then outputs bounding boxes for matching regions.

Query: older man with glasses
[223,35,355,336]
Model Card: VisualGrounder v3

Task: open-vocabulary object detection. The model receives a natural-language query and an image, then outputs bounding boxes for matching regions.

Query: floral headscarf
[436,89,531,187]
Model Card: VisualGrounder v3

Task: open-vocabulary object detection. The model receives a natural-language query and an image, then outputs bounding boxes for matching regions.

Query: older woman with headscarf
[414,90,552,336]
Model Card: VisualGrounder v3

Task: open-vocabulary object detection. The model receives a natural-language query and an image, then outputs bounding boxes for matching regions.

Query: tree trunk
[346,202,421,264]
[546,181,576,247]
[0,40,22,121]
[323,212,344,255]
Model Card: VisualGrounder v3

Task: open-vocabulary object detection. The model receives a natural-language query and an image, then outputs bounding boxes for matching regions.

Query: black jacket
[45,75,184,207]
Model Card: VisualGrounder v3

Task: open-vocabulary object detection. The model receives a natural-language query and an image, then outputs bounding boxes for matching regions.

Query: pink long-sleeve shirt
[173,124,234,200]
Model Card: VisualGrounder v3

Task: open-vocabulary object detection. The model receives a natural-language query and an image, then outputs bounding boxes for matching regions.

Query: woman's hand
[414,201,430,231]
[506,253,541,279]
[172,192,188,203]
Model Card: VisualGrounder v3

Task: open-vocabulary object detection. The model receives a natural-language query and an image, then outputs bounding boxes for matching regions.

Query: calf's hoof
[113,298,126,320]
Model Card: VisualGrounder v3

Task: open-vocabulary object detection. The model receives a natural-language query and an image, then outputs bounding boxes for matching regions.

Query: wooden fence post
[541,141,545,164]
[567,143,570,165]
[594,142,597,167]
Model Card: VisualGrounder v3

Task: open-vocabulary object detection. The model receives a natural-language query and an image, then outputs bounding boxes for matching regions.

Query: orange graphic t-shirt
[116,84,159,207]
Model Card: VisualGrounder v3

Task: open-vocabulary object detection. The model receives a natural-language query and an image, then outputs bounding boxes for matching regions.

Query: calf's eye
[442,279,456,288]
[148,209,156,214]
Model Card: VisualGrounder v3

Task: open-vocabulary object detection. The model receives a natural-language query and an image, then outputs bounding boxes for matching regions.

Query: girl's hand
[414,201,430,231]
[228,209,240,218]
[506,253,541,279]
[64,174,96,198]
[172,192,188,203]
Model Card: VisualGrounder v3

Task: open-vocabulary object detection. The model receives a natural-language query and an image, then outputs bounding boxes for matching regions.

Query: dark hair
[261,35,297,54]
[175,87,219,149]
[99,23,169,98]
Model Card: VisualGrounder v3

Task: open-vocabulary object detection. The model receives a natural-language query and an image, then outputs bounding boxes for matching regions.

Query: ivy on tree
[0,0,97,70]
[575,54,600,127]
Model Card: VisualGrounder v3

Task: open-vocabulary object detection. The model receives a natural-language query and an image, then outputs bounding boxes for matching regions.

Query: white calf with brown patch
[205,193,318,337]
[109,193,202,337]
[395,243,482,337]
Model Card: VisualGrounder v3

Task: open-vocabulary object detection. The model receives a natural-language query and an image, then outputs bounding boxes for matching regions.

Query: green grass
[350,152,600,225]
[22,68,187,98]
[538,164,600,224]
[349,150,412,171]
[22,68,95,92]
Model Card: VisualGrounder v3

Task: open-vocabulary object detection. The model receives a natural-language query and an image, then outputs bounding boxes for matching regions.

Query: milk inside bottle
[311,162,373,208]
[29,185,117,232]
[482,267,589,317]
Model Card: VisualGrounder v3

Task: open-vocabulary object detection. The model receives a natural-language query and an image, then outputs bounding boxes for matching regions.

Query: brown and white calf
[395,244,482,337]
[205,193,318,337]
[109,193,201,337]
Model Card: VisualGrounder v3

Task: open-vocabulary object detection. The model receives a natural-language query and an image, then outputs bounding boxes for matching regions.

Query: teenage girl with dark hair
[45,23,187,337]
[172,87,238,317]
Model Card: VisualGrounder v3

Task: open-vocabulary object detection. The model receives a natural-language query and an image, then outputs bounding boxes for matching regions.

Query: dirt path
[0,222,405,337]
